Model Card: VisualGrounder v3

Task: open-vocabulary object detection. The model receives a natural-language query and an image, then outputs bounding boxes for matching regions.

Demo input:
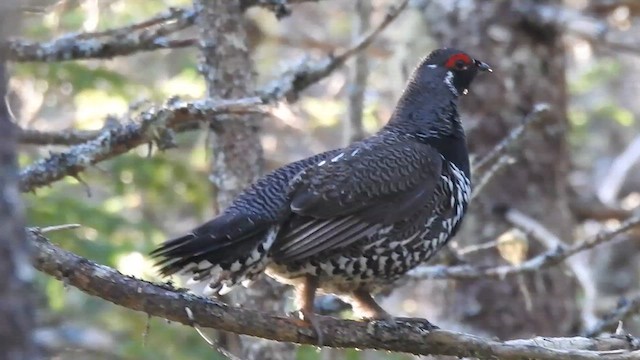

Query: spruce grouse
[151,48,491,331]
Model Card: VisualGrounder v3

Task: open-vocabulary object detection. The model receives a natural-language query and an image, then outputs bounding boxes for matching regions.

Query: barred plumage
[151,48,490,333]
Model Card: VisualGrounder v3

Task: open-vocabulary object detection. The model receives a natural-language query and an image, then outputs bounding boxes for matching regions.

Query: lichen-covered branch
[29,229,640,359]
[19,97,265,193]
[260,0,409,102]
[409,211,640,280]
[19,128,101,146]
[7,7,197,62]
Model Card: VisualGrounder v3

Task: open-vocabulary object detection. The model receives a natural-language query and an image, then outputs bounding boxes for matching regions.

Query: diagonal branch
[472,104,550,174]
[30,229,640,359]
[7,7,197,62]
[19,97,265,193]
[516,2,640,55]
[585,293,640,337]
[260,0,409,102]
[409,210,640,280]
[19,128,101,146]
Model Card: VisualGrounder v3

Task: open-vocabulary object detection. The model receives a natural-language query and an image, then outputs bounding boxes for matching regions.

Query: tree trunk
[391,0,578,339]
[0,5,39,359]
[195,1,295,358]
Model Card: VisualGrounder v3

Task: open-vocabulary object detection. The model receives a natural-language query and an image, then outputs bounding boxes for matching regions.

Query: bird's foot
[391,317,439,331]
[365,316,438,337]
[291,308,325,346]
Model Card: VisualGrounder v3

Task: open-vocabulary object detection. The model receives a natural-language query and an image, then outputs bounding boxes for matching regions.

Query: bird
[151,48,491,335]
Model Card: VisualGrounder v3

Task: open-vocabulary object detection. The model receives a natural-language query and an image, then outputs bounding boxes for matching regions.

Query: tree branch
[29,229,640,359]
[18,128,101,146]
[260,0,409,102]
[472,103,550,174]
[517,2,640,55]
[19,97,265,193]
[239,0,322,18]
[7,7,197,62]
[17,0,401,192]
[585,293,640,337]
[409,210,640,280]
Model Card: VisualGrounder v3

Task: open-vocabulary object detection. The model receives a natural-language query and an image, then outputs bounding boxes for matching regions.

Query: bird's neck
[383,87,470,178]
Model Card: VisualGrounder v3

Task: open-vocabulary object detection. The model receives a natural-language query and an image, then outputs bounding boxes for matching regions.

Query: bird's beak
[474,59,492,72]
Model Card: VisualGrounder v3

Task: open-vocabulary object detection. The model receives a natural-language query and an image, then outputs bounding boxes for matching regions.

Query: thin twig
[185,307,242,360]
[410,211,640,280]
[505,209,599,329]
[472,104,550,174]
[39,224,81,233]
[585,294,640,337]
[260,0,409,101]
[598,135,640,206]
[29,229,640,359]
[471,155,515,199]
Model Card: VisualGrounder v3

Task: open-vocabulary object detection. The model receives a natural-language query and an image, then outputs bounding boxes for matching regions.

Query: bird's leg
[350,290,438,330]
[350,289,392,320]
[294,276,324,345]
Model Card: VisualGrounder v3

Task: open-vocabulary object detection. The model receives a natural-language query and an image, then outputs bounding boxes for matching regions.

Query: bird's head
[413,48,492,97]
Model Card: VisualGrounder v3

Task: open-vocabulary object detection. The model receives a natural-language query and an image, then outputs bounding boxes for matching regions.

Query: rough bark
[194,1,294,358]
[0,5,39,359]
[398,0,578,339]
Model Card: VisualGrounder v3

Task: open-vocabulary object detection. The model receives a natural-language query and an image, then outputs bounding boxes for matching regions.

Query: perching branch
[409,210,640,280]
[30,229,640,359]
[19,97,265,193]
[260,0,409,102]
[7,7,197,62]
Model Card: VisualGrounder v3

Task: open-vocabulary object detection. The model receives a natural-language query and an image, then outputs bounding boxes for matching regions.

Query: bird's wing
[151,149,344,276]
[272,139,443,262]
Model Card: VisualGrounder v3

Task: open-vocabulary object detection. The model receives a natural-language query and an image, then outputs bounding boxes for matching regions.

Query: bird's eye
[455,60,467,70]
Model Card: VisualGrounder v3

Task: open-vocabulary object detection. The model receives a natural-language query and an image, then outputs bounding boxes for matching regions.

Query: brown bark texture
[0,4,39,359]
[411,0,578,338]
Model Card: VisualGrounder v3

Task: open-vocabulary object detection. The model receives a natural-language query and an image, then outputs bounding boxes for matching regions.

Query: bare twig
[260,0,409,101]
[19,97,265,193]
[585,294,640,337]
[40,224,81,233]
[410,211,640,280]
[471,155,515,199]
[7,7,197,62]
[472,104,550,174]
[505,209,599,329]
[598,135,640,206]
[30,229,640,359]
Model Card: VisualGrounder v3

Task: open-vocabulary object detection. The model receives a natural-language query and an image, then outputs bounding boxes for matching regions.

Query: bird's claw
[291,309,325,346]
